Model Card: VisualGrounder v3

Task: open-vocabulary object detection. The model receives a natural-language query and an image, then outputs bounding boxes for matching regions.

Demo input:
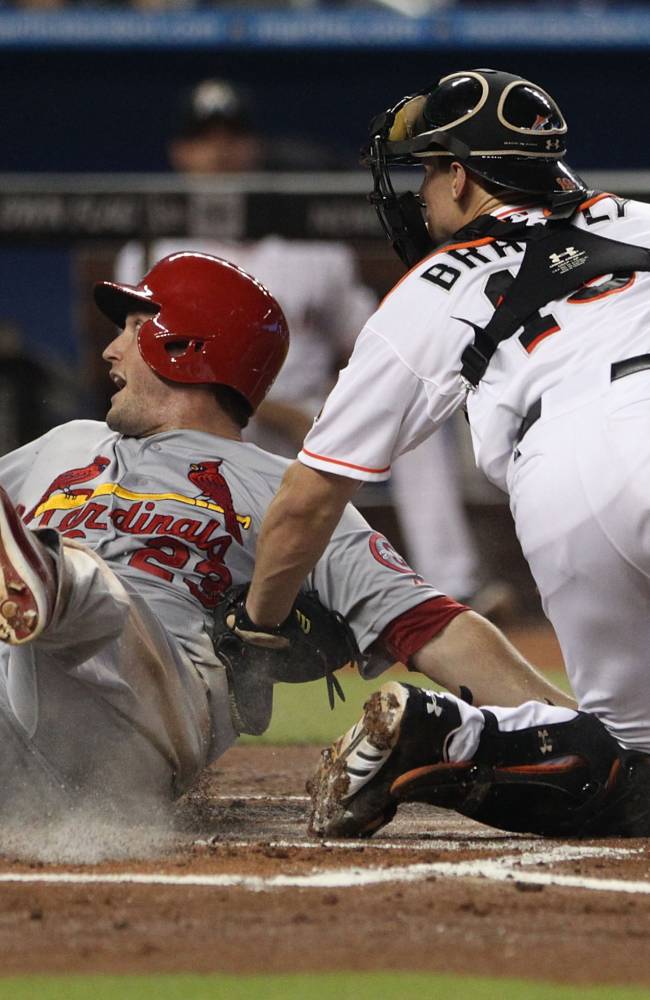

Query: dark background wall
[0,46,648,173]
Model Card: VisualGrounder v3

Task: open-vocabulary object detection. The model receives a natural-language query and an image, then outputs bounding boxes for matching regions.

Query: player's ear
[449,161,469,202]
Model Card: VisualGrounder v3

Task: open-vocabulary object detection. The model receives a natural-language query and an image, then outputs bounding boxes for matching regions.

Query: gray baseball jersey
[0,420,443,809]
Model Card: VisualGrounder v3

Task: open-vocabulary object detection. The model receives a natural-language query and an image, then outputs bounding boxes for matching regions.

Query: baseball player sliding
[0,249,567,825]
[230,69,650,837]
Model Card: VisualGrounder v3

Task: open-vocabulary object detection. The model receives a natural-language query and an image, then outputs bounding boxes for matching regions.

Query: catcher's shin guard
[307,681,462,838]
[0,486,56,644]
[391,710,626,837]
[601,752,650,837]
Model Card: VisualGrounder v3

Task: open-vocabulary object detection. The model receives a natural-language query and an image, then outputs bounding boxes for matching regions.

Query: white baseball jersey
[300,194,650,752]
[301,194,650,491]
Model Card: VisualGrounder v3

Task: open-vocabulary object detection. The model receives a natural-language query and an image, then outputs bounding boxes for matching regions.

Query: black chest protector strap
[458,213,650,388]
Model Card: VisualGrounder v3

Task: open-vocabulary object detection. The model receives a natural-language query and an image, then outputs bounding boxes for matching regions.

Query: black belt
[515,353,650,446]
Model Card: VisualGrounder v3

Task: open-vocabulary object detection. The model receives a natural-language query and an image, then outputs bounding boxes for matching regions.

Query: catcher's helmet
[94,252,289,413]
[364,68,587,268]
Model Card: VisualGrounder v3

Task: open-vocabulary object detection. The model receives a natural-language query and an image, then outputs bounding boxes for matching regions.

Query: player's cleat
[307,680,463,838]
[0,486,56,644]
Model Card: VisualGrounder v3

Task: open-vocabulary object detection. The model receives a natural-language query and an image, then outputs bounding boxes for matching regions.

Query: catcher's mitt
[210,584,362,736]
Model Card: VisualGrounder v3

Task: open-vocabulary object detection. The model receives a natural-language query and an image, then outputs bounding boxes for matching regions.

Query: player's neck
[162,417,242,441]
[465,188,511,227]
[141,396,242,441]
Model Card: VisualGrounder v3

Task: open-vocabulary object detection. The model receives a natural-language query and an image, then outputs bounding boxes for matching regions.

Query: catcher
[0,249,569,825]
[230,69,650,838]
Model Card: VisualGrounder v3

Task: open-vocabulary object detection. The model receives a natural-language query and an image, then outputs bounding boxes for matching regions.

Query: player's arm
[246,328,429,628]
[246,460,360,627]
[411,610,577,709]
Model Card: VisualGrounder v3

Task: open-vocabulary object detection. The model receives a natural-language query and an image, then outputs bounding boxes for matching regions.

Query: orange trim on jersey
[380,193,621,308]
[579,191,617,212]
[380,236,497,307]
[568,272,637,304]
[542,192,617,218]
[300,446,390,475]
[525,324,561,353]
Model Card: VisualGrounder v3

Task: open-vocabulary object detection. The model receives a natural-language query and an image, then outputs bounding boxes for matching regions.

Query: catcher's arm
[245,462,360,629]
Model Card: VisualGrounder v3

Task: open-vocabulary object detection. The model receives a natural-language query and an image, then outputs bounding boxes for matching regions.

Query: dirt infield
[1,743,650,987]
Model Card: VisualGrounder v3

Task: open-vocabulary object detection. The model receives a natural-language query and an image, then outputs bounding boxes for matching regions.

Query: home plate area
[1,745,650,984]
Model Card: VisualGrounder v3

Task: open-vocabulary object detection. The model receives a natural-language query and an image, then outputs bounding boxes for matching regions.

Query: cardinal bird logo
[25,455,111,523]
[188,461,242,544]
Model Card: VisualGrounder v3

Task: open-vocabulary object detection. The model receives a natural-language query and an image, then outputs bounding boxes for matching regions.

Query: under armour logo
[425,692,443,717]
[549,246,588,274]
[538,729,553,754]
[549,247,580,265]
[545,138,562,151]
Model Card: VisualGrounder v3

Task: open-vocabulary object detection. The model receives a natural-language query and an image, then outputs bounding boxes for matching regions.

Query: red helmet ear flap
[95,252,289,412]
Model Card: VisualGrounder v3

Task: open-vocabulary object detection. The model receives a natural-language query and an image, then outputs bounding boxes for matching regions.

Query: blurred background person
[114,78,375,457]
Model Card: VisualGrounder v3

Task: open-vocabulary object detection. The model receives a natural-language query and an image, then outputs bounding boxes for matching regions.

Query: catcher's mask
[94,251,289,413]
[363,68,588,268]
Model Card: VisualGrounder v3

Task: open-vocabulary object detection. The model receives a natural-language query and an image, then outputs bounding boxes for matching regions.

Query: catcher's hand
[211,584,362,736]
[224,596,292,651]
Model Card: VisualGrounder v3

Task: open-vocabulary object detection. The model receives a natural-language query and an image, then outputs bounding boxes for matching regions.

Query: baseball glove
[210,584,363,736]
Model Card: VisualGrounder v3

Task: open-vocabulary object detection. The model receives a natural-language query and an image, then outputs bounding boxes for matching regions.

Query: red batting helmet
[93,251,289,412]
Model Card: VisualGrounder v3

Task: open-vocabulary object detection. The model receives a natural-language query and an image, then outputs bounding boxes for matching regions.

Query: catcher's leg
[308,681,475,837]
[307,687,629,838]
[392,707,627,837]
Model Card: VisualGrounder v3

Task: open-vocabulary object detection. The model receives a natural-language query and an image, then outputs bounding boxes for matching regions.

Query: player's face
[102,313,176,437]
[419,162,462,245]
[168,126,261,174]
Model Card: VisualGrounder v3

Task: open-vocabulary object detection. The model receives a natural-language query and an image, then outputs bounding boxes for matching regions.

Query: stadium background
[3,4,650,381]
[1,5,650,996]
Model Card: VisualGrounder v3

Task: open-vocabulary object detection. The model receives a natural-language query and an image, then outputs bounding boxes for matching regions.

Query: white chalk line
[213,795,309,802]
[0,845,644,894]
[192,836,549,853]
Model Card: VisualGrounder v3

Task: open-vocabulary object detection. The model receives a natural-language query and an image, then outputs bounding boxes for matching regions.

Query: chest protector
[456,200,650,387]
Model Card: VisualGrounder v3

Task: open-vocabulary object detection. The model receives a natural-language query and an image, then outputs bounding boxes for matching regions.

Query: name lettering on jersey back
[421,239,525,292]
